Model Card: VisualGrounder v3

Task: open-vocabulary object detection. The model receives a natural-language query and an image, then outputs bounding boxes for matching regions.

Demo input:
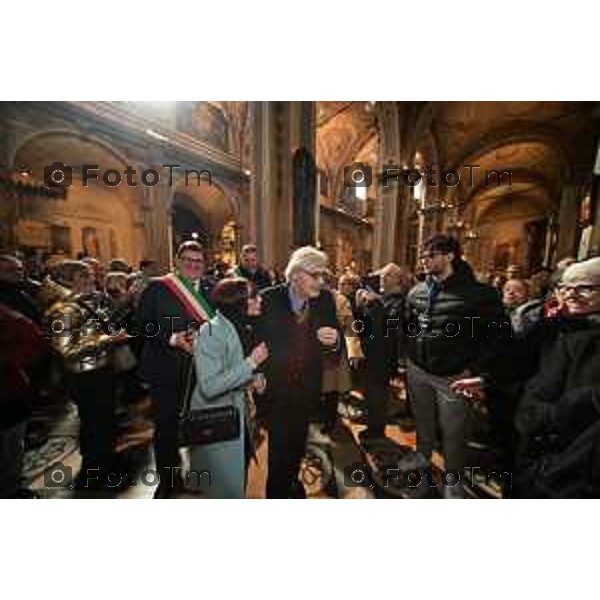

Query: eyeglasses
[304,270,326,280]
[556,283,600,298]
[419,251,446,261]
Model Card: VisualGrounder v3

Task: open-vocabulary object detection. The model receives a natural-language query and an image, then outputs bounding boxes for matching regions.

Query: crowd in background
[1,236,600,498]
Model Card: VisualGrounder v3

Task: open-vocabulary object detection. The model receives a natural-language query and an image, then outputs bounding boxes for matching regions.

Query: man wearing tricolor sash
[137,241,214,498]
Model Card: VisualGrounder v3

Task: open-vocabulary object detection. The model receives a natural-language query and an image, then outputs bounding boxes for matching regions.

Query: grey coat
[189,312,255,498]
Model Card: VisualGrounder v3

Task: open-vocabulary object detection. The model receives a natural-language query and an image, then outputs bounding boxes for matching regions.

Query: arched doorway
[8,131,146,268]
[172,202,211,248]
[170,182,238,267]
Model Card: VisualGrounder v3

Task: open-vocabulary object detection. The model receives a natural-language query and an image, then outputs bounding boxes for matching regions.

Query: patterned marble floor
[25,393,418,499]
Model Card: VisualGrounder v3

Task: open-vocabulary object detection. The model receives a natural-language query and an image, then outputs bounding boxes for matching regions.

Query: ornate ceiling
[316,101,379,199]
[418,101,598,225]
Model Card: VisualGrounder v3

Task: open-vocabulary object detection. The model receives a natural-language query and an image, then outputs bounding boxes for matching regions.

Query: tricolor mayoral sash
[158,272,214,325]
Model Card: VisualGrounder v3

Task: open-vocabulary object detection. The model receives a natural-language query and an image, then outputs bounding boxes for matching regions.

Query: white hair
[561,257,600,283]
[284,246,328,282]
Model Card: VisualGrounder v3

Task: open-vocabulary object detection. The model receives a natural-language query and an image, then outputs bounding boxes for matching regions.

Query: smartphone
[362,274,381,294]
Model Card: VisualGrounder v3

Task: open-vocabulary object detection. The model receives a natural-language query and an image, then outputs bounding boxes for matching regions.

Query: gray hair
[53,260,91,287]
[284,246,328,282]
[561,257,600,284]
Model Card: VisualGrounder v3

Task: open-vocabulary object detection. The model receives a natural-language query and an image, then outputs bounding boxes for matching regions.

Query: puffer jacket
[405,261,511,377]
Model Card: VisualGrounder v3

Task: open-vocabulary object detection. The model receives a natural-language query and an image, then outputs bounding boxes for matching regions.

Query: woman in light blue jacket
[189,278,268,498]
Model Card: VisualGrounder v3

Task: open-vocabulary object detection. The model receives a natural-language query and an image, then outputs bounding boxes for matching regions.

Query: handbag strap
[179,359,197,419]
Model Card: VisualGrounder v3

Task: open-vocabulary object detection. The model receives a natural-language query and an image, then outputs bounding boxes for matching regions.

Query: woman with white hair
[511,257,600,497]
[452,257,600,496]
[255,246,341,498]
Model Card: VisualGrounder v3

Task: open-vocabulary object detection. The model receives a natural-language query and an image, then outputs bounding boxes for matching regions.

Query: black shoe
[152,483,171,499]
[320,421,336,436]
[152,467,185,499]
[358,429,386,448]
[9,488,39,499]
[289,480,307,499]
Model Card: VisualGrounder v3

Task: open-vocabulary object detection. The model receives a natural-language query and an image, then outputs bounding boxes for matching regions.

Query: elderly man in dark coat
[257,246,341,499]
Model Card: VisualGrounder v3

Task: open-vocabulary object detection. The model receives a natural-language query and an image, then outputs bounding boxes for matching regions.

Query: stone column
[0,111,14,171]
[290,101,317,248]
[589,178,600,257]
[250,101,276,267]
[555,183,579,260]
[141,166,174,273]
[250,101,316,270]
[374,101,401,268]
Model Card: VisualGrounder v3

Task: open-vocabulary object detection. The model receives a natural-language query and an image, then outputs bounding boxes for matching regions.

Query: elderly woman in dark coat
[512,258,600,498]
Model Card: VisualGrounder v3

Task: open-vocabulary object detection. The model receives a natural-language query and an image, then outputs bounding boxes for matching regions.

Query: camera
[43,461,73,488]
[44,161,73,189]
[343,462,372,488]
[343,161,372,188]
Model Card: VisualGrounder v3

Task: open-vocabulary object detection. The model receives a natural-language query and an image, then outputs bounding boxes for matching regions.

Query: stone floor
[25,389,421,499]
[24,385,502,499]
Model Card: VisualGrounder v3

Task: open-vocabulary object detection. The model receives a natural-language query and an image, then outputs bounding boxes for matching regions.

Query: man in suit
[231,244,272,291]
[137,241,214,498]
[257,246,341,498]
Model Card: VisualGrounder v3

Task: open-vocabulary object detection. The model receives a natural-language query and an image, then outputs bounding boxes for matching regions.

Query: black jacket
[0,281,42,325]
[405,261,511,377]
[512,323,600,498]
[256,284,340,399]
[515,323,600,442]
[136,278,213,388]
[233,265,272,291]
[357,291,404,378]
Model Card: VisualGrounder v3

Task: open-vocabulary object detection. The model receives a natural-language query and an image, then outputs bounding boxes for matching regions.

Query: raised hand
[249,341,269,367]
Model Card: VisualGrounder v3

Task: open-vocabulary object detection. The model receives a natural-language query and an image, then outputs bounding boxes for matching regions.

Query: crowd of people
[1,235,600,498]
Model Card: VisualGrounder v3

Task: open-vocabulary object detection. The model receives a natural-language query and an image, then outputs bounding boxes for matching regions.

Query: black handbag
[178,361,241,447]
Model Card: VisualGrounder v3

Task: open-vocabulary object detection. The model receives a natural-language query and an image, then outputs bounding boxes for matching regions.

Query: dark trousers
[0,421,26,498]
[149,384,184,488]
[68,368,116,478]
[364,367,390,438]
[322,391,339,432]
[266,392,313,499]
[406,360,467,472]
